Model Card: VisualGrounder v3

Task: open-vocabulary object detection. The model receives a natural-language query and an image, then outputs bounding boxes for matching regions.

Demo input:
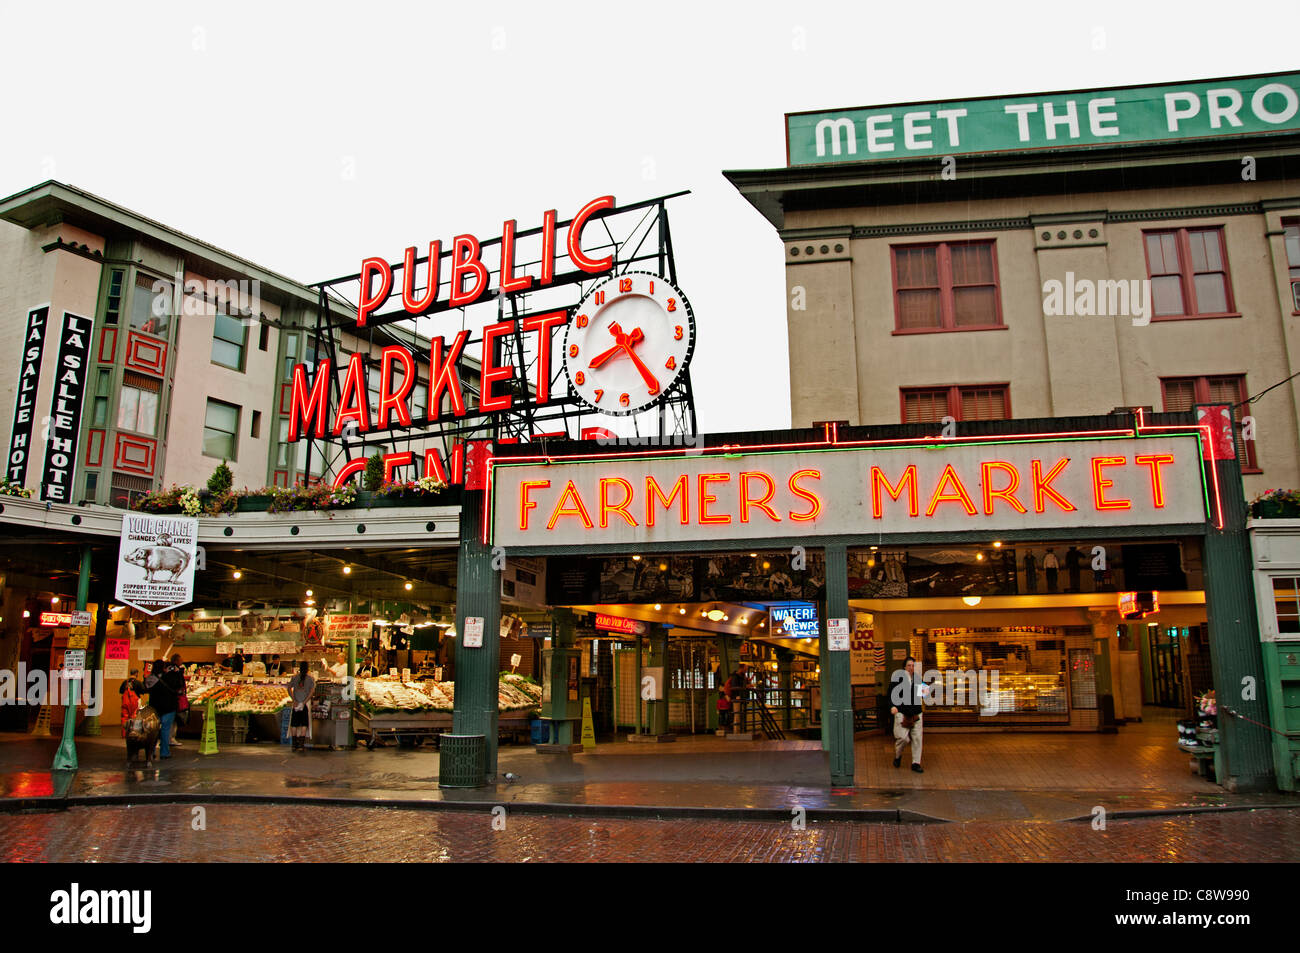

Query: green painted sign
[786,72,1300,166]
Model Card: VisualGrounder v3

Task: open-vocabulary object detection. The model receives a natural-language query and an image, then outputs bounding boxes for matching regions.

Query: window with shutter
[892,241,1002,332]
[1161,375,1256,470]
[902,385,1008,423]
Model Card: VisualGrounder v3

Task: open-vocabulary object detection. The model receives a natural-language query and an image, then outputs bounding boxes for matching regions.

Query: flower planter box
[1252,500,1300,519]
[356,488,462,508]
[236,495,273,513]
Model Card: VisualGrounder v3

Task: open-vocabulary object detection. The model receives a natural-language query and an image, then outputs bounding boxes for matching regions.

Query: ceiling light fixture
[342,565,352,575]
[51,596,59,605]
[993,541,1003,548]
[232,570,242,580]
[404,581,413,591]
[962,596,982,607]
[706,607,726,622]
[678,607,686,615]
[306,589,313,597]
[654,604,661,610]
[632,555,641,562]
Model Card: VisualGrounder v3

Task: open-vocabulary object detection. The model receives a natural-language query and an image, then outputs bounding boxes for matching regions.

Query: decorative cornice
[851,217,1030,239]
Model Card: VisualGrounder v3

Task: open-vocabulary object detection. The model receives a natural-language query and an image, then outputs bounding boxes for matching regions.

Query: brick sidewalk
[3,802,1298,862]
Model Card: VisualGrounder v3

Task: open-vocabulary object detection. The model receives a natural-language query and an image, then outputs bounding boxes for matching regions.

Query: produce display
[357,679,452,713]
[355,676,538,714]
[187,681,292,714]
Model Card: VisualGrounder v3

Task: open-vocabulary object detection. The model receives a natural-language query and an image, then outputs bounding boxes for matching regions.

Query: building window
[129,272,171,336]
[258,323,269,351]
[892,240,1003,332]
[901,384,1010,423]
[277,419,325,478]
[116,373,160,435]
[103,269,124,326]
[250,410,262,439]
[108,472,152,510]
[91,369,113,427]
[83,472,98,504]
[203,398,240,460]
[1142,227,1235,318]
[1160,374,1257,470]
[1271,576,1300,634]
[211,314,247,371]
[1284,221,1300,313]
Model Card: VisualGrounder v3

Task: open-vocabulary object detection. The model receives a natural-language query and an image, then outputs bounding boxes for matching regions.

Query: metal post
[80,595,109,737]
[53,545,92,771]
[1201,452,1273,791]
[451,489,502,783]
[822,544,855,786]
[635,630,643,734]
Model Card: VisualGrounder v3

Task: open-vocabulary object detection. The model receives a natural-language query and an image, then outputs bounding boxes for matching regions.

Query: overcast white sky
[3,1,1297,434]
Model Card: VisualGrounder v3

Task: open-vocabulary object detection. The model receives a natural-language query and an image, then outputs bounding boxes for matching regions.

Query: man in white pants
[890,656,926,773]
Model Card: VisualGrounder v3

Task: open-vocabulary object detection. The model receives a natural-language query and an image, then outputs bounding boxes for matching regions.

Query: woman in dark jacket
[144,659,184,759]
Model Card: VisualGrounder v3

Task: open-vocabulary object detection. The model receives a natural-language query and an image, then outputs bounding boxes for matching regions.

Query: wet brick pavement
[3,803,1299,862]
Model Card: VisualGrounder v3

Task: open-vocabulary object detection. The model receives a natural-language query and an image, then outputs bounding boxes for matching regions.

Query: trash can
[438,734,486,788]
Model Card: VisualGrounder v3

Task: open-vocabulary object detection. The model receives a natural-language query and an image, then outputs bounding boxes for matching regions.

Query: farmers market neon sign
[491,434,1210,547]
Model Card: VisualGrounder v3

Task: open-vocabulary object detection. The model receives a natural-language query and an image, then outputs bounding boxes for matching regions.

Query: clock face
[563,271,695,415]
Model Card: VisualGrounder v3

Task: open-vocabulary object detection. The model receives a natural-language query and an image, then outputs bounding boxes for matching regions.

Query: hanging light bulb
[217,617,232,638]
[232,570,242,580]
[404,581,413,591]
[342,565,352,575]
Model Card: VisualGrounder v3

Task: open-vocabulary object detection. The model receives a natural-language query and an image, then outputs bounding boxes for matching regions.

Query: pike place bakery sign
[491,434,1209,548]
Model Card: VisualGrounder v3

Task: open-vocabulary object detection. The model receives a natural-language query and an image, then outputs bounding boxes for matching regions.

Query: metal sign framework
[303,192,697,481]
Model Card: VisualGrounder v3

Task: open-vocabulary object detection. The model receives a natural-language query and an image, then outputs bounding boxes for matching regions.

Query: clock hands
[586,322,660,394]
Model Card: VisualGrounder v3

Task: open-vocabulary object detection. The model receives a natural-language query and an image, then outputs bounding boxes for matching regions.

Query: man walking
[889,656,926,773]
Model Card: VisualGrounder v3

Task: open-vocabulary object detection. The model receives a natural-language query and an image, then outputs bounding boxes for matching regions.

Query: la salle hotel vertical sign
[39,312,93,502]
[6,305,49,484]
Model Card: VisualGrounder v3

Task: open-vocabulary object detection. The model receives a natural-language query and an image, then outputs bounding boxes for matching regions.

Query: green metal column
[822,544,855,786]
[80,593,110,737]
[52,545,92,771]
[451,489,501,783]
[542,607,579,745]
[1202,454,1274,791]
[647,625,668,735]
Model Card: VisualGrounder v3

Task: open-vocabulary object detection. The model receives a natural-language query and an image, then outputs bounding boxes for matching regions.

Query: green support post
[539,608,581,747]
[80,597,110,737]
[635,630,644,734]
[451,489,502,783]
[648,625,668,736]
[53,545,92,772]
[1201,452,1274,791]
[821,544,855,786]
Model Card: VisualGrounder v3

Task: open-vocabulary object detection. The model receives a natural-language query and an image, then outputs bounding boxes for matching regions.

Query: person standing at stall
[287,662,315,752]
[143,659,184,759]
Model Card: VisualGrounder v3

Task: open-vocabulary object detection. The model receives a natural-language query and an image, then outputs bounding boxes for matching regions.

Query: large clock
[562,271,695,415]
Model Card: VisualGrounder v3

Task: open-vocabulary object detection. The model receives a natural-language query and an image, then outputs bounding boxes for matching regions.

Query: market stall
[353,673,541,747]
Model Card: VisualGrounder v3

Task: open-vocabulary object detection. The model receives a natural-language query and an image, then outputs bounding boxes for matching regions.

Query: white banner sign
[115,515,199,616]
[493,435,1206,548]
[463,616,484,648]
